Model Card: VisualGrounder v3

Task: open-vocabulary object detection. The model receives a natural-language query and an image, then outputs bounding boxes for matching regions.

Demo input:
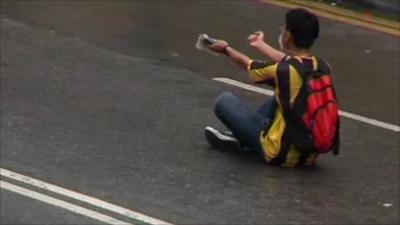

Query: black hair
[285,8,319,49]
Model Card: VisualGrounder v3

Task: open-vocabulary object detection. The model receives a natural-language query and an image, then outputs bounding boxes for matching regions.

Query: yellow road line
[288,0,399,29]
[263,0,400,37]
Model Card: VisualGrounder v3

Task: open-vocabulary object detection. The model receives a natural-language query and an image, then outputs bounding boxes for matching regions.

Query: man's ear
[285,31,293,47]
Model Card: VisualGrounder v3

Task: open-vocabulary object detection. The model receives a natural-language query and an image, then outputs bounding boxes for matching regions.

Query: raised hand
[248,31,265,48]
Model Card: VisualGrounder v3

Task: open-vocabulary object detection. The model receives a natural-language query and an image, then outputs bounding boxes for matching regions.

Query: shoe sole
[204,127,242,151]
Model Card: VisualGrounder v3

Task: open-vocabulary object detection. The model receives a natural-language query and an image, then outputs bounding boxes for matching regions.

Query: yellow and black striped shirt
[247,55,326,167]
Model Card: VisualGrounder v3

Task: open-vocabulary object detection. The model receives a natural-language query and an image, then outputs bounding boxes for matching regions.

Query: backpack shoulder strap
[286,57,309,78]
[288,56,328,75]
[315,57,331,74]
[332,121,340,155]
[276,60,292,113]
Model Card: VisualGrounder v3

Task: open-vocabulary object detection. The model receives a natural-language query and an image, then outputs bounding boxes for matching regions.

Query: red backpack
[283,57,340,155]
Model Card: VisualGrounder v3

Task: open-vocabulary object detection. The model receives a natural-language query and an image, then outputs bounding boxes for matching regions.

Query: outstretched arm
[208,40,251,70]
[207,39,278,84]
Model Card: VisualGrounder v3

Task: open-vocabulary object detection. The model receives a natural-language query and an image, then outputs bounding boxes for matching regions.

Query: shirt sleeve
[247,59,278,83]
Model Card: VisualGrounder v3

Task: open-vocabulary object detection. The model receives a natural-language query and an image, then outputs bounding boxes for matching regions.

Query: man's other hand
[248,31,265,48]
[208,40,229,54]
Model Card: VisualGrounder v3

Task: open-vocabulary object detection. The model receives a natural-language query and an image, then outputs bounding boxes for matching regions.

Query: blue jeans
[214,92,276,157]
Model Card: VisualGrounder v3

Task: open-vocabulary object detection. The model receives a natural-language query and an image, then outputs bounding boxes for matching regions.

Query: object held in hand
[195,33,218,55]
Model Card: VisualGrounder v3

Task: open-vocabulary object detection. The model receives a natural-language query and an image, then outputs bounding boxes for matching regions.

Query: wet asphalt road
[1,1,399,224]
[1,0,399,124]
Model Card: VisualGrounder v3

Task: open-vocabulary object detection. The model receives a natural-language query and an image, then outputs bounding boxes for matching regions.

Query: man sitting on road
[205,8,339,167]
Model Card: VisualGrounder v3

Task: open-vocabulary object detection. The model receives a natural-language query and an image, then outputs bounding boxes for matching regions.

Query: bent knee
[215,92,235,109]
[215,92,236,106]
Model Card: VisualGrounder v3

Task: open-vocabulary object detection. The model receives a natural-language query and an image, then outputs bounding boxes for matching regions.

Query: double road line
[0,168,173,225]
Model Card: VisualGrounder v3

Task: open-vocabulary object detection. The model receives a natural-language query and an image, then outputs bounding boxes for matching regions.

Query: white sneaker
[204,126,242,151]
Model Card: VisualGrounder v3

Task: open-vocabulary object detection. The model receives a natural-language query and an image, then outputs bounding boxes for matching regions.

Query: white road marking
[0,180,132,225]
[213,77,275,96]
[338,111,400,132]
[0,168,174,225]
[213,77,400,132]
